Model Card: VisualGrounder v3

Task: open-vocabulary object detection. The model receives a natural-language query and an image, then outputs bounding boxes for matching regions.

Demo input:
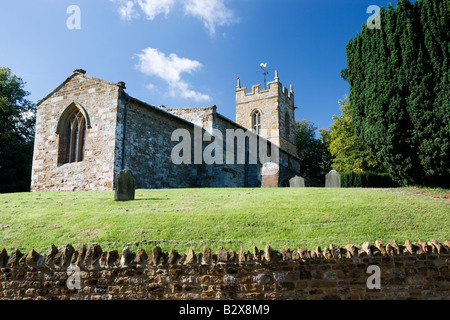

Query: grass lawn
[0,187,448,254]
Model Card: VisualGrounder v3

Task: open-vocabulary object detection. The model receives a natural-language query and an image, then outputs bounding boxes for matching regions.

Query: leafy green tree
[295,119,332,186]
[0,67,36,193]
[343,0,450,187]
[328,96,383,173]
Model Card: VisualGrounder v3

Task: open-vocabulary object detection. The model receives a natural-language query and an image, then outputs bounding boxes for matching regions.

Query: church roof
[125,95,207,129]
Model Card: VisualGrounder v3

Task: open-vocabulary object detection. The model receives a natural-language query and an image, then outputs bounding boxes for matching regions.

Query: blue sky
[0,0,397,133]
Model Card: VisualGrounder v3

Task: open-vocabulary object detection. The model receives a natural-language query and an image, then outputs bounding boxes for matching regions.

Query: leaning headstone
[325,170,341,188]
[289,176,305,188]
[114,169,136,201]
[261,162,279,188]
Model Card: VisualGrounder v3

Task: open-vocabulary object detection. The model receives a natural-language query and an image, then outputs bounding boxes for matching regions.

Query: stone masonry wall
[204,115,251,188]
[120,99,201,189]
[30,72,120,192]
[1,239,448,300]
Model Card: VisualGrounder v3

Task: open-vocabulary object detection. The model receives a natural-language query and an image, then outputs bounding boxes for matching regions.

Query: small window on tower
[252,110,262,134]
[285,112,290,138]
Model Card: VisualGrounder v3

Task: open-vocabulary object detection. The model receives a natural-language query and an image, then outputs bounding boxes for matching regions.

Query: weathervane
[257,62,273,89]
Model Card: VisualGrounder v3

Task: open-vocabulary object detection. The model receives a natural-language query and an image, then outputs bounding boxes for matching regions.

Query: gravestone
[261,162,279,188]
[289,176,305,188]
[114,169,136,201]
[325,170,341,188]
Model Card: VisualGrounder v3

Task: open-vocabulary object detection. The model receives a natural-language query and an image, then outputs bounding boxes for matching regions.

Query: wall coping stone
[1,239,448,270]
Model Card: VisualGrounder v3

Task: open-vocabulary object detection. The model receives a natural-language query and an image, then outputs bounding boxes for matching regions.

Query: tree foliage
[0,67,36,193]
[343,0,450,187]
[328,96,384,173]
[295,119,332,186]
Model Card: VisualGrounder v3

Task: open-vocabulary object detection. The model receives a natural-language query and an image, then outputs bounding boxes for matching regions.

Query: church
[30,69,301,192]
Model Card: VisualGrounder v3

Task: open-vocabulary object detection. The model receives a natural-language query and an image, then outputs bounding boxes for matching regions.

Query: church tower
[235,71,297,155]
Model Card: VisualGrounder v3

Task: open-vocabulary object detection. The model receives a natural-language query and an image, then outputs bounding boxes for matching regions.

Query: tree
[0,67,36,193]
[328,96,383,173]
[343,0,450,187]
[295,119,332,186]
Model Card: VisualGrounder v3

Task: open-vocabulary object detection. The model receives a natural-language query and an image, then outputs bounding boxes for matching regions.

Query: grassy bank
[0,188,448,253]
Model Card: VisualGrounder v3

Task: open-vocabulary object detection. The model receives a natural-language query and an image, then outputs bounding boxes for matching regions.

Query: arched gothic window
[252,110,262,134]
[57,105,88,165]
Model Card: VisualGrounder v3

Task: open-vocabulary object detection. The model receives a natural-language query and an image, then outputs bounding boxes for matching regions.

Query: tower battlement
[235,71,294,108]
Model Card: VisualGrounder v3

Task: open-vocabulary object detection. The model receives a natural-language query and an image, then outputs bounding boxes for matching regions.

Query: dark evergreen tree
[343,0,450,187]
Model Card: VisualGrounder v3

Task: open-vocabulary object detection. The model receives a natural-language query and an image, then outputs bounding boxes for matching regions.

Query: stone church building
[30,69,300,192]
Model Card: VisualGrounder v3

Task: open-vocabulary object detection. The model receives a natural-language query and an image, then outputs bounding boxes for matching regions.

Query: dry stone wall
[1,239,449,300]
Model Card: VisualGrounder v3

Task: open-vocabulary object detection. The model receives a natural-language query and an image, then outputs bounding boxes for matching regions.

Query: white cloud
[183,0,235,35]
[110,0,236,35]
[136,0,175,20]
[110,0,139,20]
[135,47,211,103]
[136,47,201,83]
[172,82,211,102]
